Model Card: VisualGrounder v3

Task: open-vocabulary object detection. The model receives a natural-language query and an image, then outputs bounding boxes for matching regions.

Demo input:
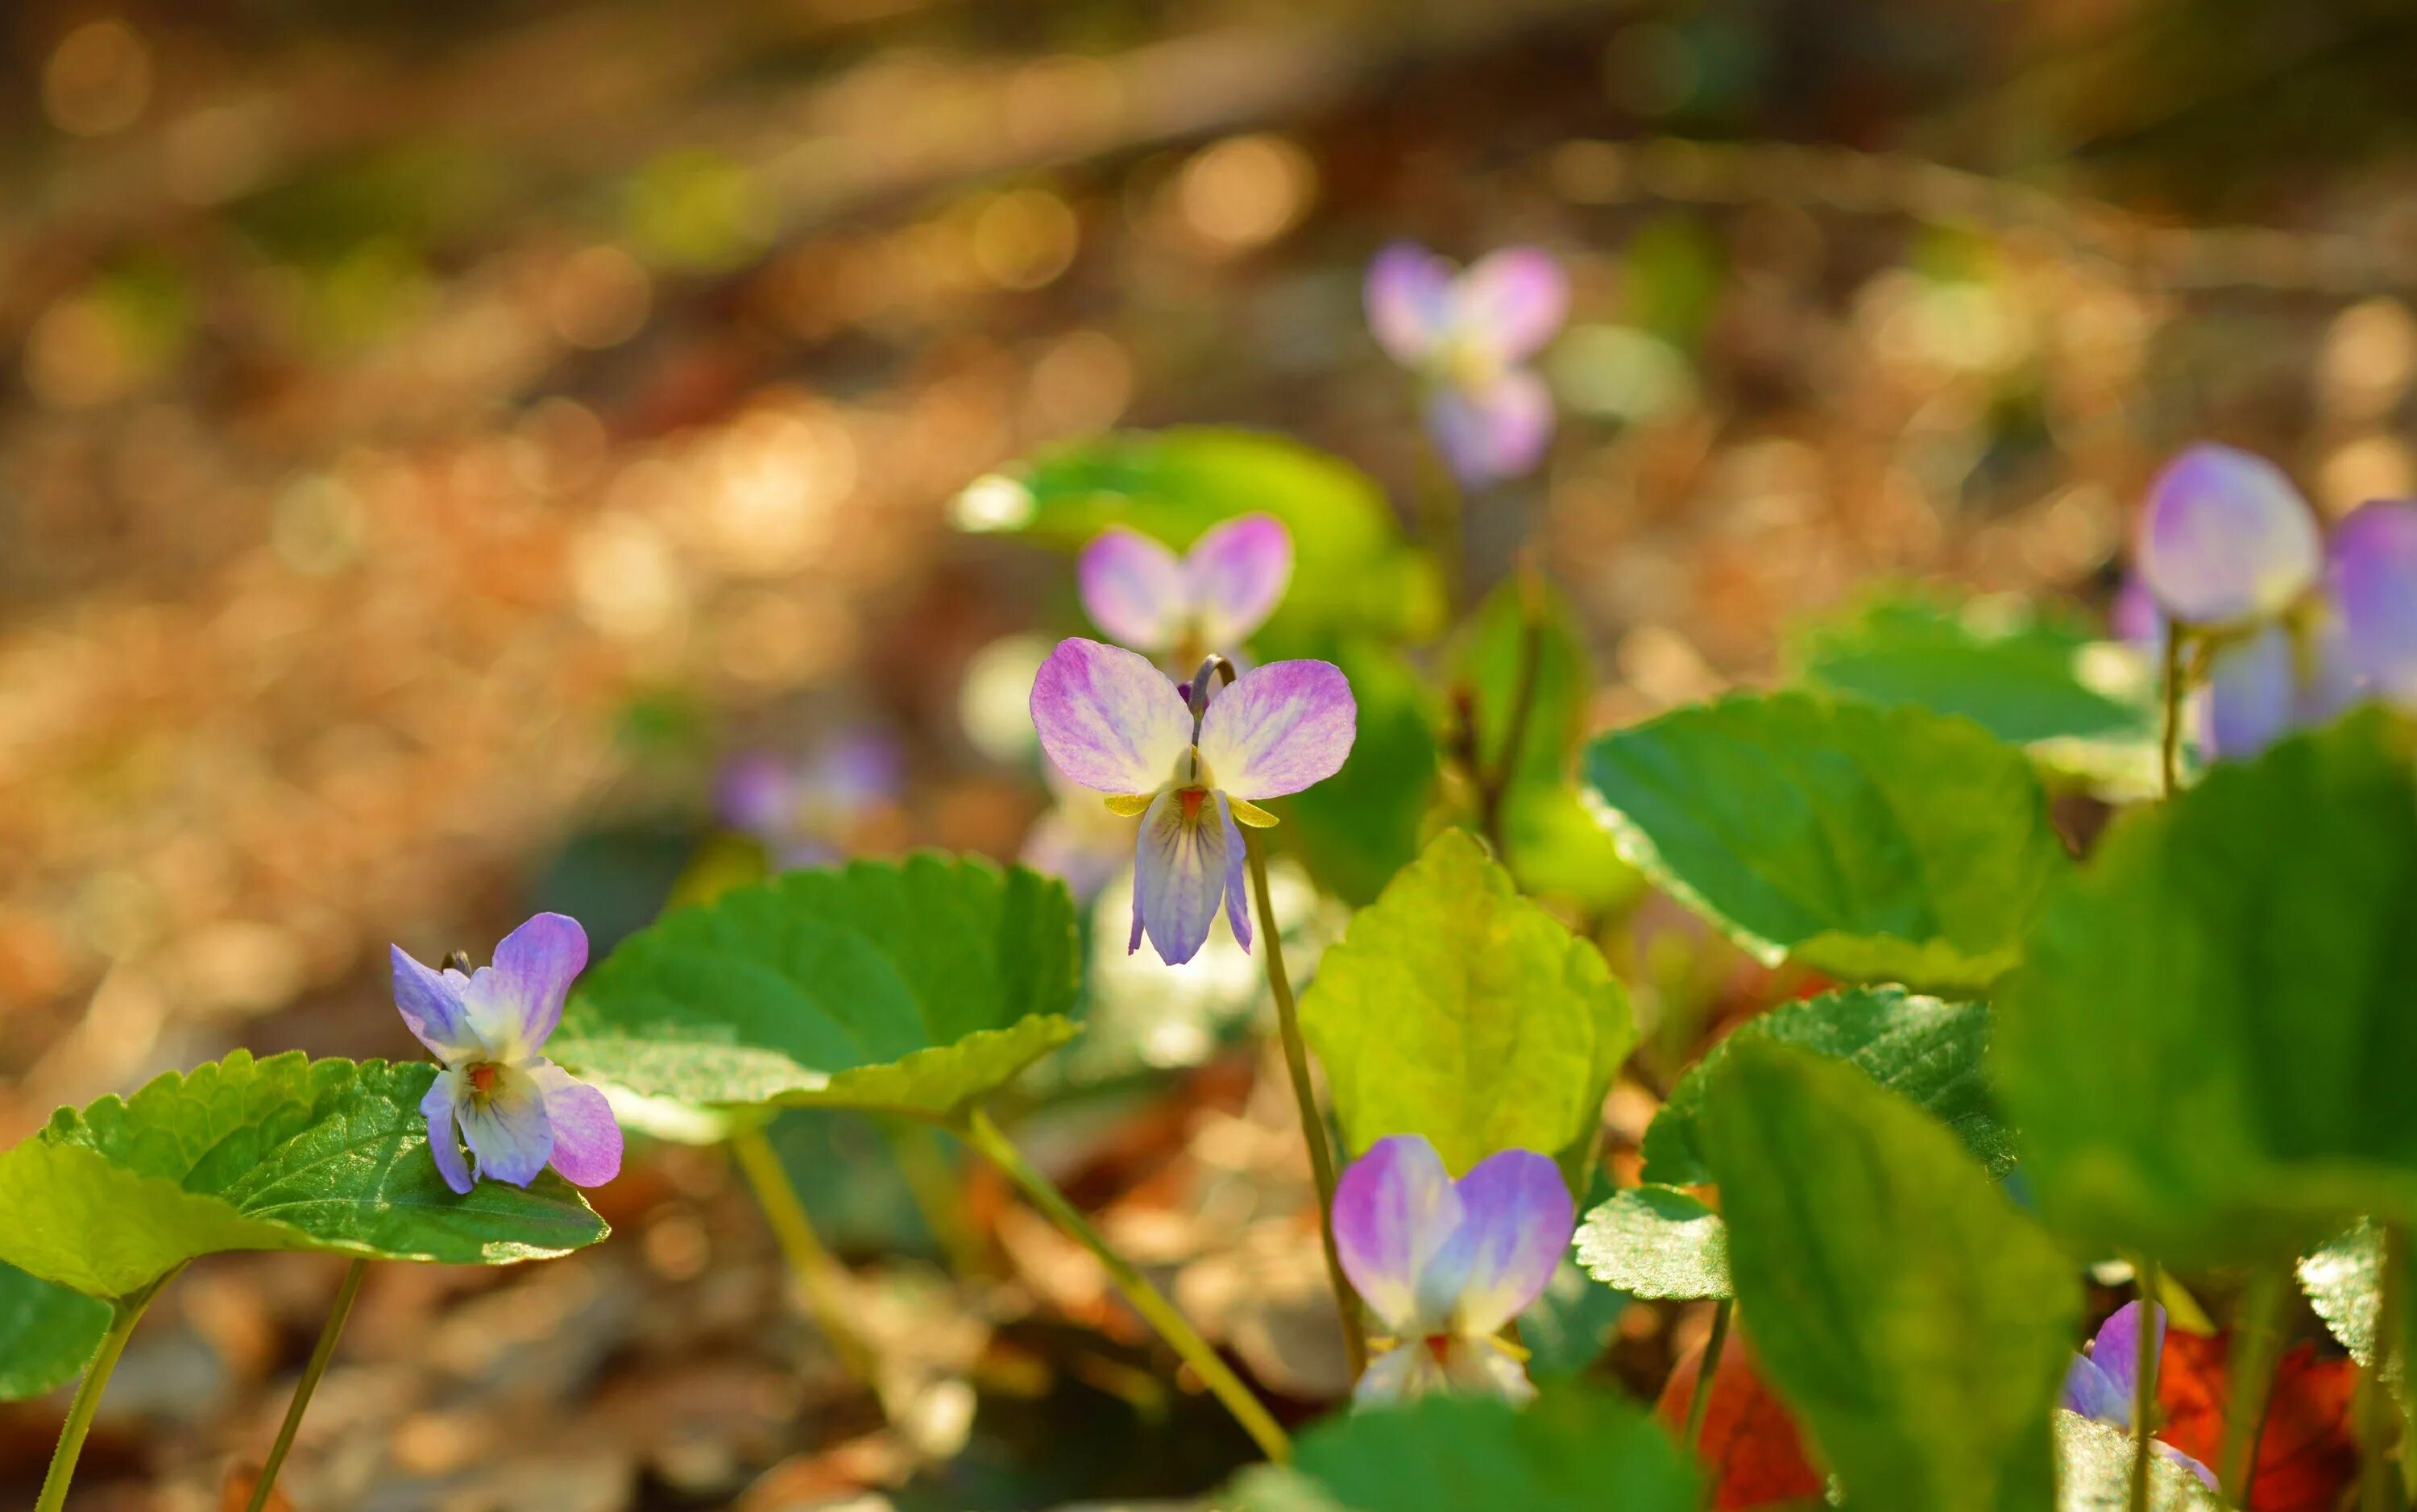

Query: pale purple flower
[1079,515,1292,662]
[1027,637,1354,965]
[2060,1302,2216,1489]
[1332,1134,1573,1406]
[717,730,902,870]
[1366,242,1566,486]
[2332,499,2417,703]
[2134,445,2323,627]
[392,913,623,1195]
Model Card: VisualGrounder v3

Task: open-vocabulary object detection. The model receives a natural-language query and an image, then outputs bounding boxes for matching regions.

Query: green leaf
[1520,1257,1632,1381]
[2052,1411,2228,1511]
[0,1052,608,1299]
[2297,1219,2398,1369]
[1993,710,2417,1266]
[1573,1184,1730,1300]
[0,1261,109,1400]
[1299,830,1631,1174]
[1582,691,2071,991]
[1280,636,1441,907]
[1643,986,2014,1189]
[1705,1039,2076,1512]
[1236,1386,1699,1512]
[553,854,1081,1130]
[957,428,1444,644]
[1790,592,2154,748]
[1445,578,1638,909]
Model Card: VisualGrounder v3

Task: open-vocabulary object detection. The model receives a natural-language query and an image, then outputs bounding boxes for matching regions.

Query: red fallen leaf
[2155,1331,2359,1512]
[1656,1329,1827,1509]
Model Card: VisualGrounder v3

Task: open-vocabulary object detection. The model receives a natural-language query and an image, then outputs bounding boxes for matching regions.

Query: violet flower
[1028,637,1354,965]
[1366,242,1567,486]
[392,913,623,1195]
[1331,1134,1574,1406]
[2134,445,2324,628]
[1079,515,1292,667]
[718,730,902,870]
[2061,1301,2216,1489]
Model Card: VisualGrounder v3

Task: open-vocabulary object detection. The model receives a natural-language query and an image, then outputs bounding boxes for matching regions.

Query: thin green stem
[1241,826,1367,1379]
[243,1257,367,1512]
[956,1106,1291,1464]
[1475,572,1547,860]
[2360,1227,2406,1512]
[885,1118,987,1277]
[1416,442,1466,615]
[1685,1297,1734,1510]
[2160,625,2187,798]
[2219,1264,2290,1505]
[2130,1260,2162,1512]
[732,1125,877,1385]
[35,1267,180,1512]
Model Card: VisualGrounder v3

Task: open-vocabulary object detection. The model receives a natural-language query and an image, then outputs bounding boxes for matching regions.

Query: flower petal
[2084,1301,2162,1420]
[1030,638,1194,795]
[717,752,796,839]
[1196,660,1356,801]
[2158,1444,2220,1490]
[1428,368,1555,485]
[1132,788,1230,966]
[2137,445,2322,624]
[1354,1340,1449,1408]
[1445,1148,1576,1336]
[2110,574,2165,648]
[456,1063,555,1188]
[1079,528,1188,651]
[419,1069,474,1195]
[1333,1134,1468,1336]
[2200,623,2354,761]
[1441,1335,1538,1402]
[1185,514,1293,650]
[463,913,587,1058]
[1457,248,1568,363]
[392,946,480,1063]
[2061,1355,2130,1425]
[1366,242,1456,366]
[2331,499,2417,702]
[533,1062,623,1187]
[1216,793,1253,952]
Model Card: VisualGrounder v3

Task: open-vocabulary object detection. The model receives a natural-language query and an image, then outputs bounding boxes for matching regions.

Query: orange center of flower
[467,1063,500,1098]
[1178,786,1208,822]
[1424,1334,1454,1365]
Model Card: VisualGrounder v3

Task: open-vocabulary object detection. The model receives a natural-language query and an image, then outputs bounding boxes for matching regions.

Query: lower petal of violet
[455,1063,557,1188]
[1215,793,1253,951]
[1132,788,1229,966]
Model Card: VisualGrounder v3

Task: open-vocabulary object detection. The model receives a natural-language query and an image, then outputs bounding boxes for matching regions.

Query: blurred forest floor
[6,0,2417,1507]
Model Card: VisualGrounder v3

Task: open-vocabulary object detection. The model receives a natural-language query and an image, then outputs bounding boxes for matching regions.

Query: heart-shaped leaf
[0,1052,608,1300]
[0,1260,109,1399]
[1573,1184,1731,1300]
[1582,692,2071,991]
[1705,1038,2076,1512]
[1992,710,2417,1267]
[1229,1386,1700,1512]
[1644,986,2014,1189]
[1299,830,1631,1175]
[551,854,1080,1134]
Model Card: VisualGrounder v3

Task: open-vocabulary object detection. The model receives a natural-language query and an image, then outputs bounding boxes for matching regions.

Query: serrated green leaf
[2052,1411,2227,1511]
[1239,1386,1698,1512]
[0,1052,608,1299]
[2297,1219,2399,1369]
[1706,1040,2075,1512]
[1281,636,1441,907]
[960,428,1444,645]
[553,854,1080,1129]
[1573,1184,1730,1300]
[0,1260,109,1400]
[1299,831,1631,1174]
[1582,692,2071,992]
[1643,987,2013,1189]
[1993,710,2417,1266]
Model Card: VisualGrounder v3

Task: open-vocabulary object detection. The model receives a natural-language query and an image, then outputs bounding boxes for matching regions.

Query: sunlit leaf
[2053,1412,2227,1511]
[0,1261,109,1400]
[553,854,1080,1132]
[1573,1184,1730,1300]
[1705,1040,2075,1512]
[1583,692,2070,991]
[1300,830,1631,1175]
[0,1052,607,1300]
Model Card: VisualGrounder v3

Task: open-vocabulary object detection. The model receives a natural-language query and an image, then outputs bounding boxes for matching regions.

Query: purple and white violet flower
[1079,514,1292,667]
[1028,636,1354,966]
[2121,444,2417,760]
[392,912,624,1195]
[718,729,902,871]
[2060,1301,2217,1489]
[1331,1133,1574,1406]
[1366,242,1568,486]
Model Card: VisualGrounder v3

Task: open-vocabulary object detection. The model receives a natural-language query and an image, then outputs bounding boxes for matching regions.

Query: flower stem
[1241,826,1368,1380]
[2219,1262,2290,1504]
[885,1117,987,1277]
[1684,1296,1734,1508]
[2360,1226,2406,1512]
[1475,568,1548,860]
[2129,1260,2162,1512]
[243,1257,367,1512]
[2160,625,2187,798]
[1416,444,1466,615]
[34,1267,179,1512]
[731,1124,877,1385]
[956,1105,1291,1464]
